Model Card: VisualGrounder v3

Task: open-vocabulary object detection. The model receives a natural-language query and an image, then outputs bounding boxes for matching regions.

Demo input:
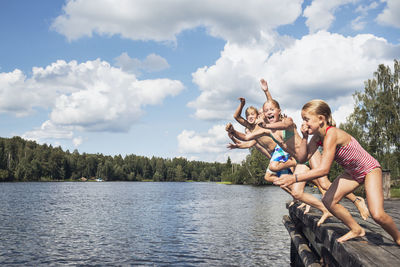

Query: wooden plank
[287,201,400,266]
[282,215,322,267]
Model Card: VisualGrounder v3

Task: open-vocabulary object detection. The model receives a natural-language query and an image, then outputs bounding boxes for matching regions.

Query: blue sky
[0,0,399,163]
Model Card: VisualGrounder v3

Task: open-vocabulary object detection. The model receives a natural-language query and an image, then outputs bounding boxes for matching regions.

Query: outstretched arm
[244,126,271,141]
[274,129,338,187]
[233,98,252,129]
[227,132,257,149]
[260,79,273,101]
[260,117,294,130]
[227,130,271,158]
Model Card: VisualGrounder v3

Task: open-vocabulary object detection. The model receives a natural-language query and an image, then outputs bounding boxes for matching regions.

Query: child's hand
[227,143,238,149]
[273,174,295,187]
[260,79,269,92]
[300,123,309,139]
[255,116,264,125]
[238,97,245,105]
[225,123,234,133]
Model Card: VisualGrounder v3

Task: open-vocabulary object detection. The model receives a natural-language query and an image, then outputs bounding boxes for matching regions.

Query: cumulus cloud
[177,123,250,163]
[0,58,184,142]
[376,0,400,29]
[303,0,357,33]
[114,52,169,75]
[188,34,284,121]
[189,31,398,125]
[51,0,302,44]
[22,120,74,142]
[178,124,227,154]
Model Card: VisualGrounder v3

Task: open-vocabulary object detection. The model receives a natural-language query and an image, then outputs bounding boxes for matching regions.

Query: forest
[0,135,232,182]
[0,60,398,185]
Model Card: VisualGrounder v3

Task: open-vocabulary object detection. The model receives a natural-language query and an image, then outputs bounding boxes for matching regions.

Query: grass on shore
[390,188,400,198]
[217,181,232,184]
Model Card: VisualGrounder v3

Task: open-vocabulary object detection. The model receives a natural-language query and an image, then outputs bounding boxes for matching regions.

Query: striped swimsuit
[319,127,381,183]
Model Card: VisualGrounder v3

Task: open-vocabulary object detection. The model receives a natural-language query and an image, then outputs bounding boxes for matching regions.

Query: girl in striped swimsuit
[275,99,400,244]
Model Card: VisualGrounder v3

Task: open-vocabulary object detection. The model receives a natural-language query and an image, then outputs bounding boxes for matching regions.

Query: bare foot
[317,211,333,226]
[304,204,311,214]
[297,203,306,209]
[337,228,365,243]
[353,197,370,220]
[289,200,298,207]
[395,238,400,246]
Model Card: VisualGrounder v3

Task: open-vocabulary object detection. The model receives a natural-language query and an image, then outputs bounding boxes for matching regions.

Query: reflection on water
[0,182,291,266]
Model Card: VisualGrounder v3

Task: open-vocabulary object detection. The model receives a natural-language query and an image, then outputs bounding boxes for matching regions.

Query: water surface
[0,182,292,266]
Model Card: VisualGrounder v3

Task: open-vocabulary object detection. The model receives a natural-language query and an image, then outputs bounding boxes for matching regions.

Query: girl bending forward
[275,99,400,244]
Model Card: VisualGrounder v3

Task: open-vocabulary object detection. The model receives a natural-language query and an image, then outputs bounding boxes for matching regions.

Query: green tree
[340,59,400,177]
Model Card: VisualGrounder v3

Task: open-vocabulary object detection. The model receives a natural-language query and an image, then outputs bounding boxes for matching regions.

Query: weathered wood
[284,199,400,266]
[283,215,321,267]
[382,170,391,199]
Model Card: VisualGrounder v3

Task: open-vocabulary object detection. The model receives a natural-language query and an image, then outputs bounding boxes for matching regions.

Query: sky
[0,0,399,163]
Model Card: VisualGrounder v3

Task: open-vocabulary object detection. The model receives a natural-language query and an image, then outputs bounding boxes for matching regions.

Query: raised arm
[260,79,273,101]
[233,97,252,129]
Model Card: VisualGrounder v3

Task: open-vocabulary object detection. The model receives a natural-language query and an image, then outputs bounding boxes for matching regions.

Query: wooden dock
[284,198,400,266]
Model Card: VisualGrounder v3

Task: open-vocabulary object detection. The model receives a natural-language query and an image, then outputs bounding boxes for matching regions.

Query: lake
[0,182,293,266]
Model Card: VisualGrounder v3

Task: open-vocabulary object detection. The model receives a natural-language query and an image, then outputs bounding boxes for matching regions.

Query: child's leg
[364,168,400,245]
[321,173,365,242]
[289,164,332,226]
[310,151,370,220]
[264,171,275,183]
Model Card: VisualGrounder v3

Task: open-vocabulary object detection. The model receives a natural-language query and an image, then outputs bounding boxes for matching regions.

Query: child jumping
[275,99,400,244]
[240,79,370,220]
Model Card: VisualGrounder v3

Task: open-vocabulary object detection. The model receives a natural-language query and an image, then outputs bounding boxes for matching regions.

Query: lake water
[0,182,293,266]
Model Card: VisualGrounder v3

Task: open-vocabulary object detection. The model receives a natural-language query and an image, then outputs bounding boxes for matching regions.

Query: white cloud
[22,120,74,142]
[376,0,400,29]
[1,59,184,142]
[178,125,227,154]
[351,16,367,31]
[188,35,285,120]
[114,52,169,75]
[73,136,83,147]
[51,0,302,44]
[177,123,250,163]
[351,1,379,31]
[189,31,399,126]
[303,0,357,33]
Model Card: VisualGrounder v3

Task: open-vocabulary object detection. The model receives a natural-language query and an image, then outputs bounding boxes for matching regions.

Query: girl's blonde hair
[302,99,336,127]
[245,106,259,118]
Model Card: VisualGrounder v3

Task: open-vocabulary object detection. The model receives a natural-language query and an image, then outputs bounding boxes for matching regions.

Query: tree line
[0,136,231,182]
